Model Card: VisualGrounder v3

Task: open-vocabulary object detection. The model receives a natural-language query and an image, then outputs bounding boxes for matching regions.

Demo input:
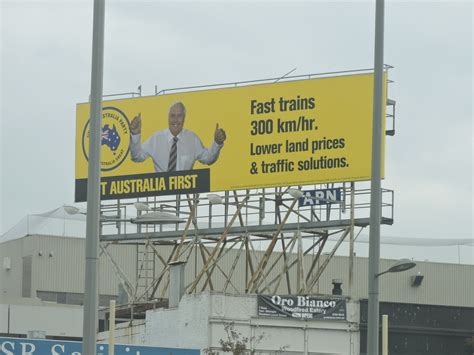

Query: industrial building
[1,212,473,354]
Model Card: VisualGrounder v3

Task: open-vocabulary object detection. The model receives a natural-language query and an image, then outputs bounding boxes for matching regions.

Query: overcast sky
[1,1,472,263]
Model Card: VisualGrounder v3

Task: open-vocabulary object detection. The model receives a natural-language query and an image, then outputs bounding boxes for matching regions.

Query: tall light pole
[83,0,105,354]
[367,0,385,354]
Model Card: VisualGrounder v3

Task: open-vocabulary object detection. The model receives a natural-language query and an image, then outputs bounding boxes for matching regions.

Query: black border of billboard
[75,169,210,202]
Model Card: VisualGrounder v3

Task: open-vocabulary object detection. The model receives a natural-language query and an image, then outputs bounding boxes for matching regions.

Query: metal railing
[99,183,394,241]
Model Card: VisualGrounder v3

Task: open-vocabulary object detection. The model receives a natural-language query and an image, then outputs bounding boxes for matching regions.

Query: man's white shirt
[130,128,223,172]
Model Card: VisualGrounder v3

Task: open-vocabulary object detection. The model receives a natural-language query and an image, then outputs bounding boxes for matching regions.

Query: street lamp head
[387,258,416,273]
[132,211,185,225]
[134,202,152,212]
[376,258,417,277]
[287,188,303,199]
[207,193,223,205]
[64,205,81,215]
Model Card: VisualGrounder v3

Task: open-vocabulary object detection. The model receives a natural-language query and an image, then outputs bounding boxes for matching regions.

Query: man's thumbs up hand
[214,123,226,145]
[130,113,142,135]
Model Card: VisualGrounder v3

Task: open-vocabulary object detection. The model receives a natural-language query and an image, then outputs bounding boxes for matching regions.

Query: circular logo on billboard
[82,107,130,172]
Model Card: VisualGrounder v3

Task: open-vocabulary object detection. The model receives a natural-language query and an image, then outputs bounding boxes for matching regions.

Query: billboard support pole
[83,0,105,355]
[349,181,355,296]
[367,0,385,354]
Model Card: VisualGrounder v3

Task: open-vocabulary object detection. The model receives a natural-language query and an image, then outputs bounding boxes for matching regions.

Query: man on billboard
[129,101,226,172]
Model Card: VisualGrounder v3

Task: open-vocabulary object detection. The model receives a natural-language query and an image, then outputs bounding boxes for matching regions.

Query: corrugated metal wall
[34,235,137,296]
[145,245,474,308]
[1,235,473,307]
[0,236,39,300]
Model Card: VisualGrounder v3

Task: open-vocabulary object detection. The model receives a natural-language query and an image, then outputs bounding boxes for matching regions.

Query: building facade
[1,233,473,354]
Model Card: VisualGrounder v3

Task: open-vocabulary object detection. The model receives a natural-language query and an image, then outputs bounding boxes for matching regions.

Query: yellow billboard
[75,73,386,202]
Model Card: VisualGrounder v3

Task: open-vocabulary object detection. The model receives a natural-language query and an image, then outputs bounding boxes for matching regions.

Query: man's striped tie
[168,136,178,172]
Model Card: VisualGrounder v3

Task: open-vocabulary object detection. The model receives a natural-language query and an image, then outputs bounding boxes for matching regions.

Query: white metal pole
[83,1,105,354]
[109,300,116,355]
[303,325,308,355]
[367,0,385,354]
[382,314,388,355]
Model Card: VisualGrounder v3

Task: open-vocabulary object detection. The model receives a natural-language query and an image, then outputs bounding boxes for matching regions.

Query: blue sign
[0,337,200,355]
[298,188,342,207]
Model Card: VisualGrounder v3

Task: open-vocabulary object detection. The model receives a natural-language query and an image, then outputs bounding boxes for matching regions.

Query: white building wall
[146,292,210,349]
[98,321,146,345]
[143,292,360,355]
[0,300,83,337]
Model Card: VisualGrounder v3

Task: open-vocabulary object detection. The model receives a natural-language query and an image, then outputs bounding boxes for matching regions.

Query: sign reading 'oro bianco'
[75,72,386,201]
[257,295,347,321]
